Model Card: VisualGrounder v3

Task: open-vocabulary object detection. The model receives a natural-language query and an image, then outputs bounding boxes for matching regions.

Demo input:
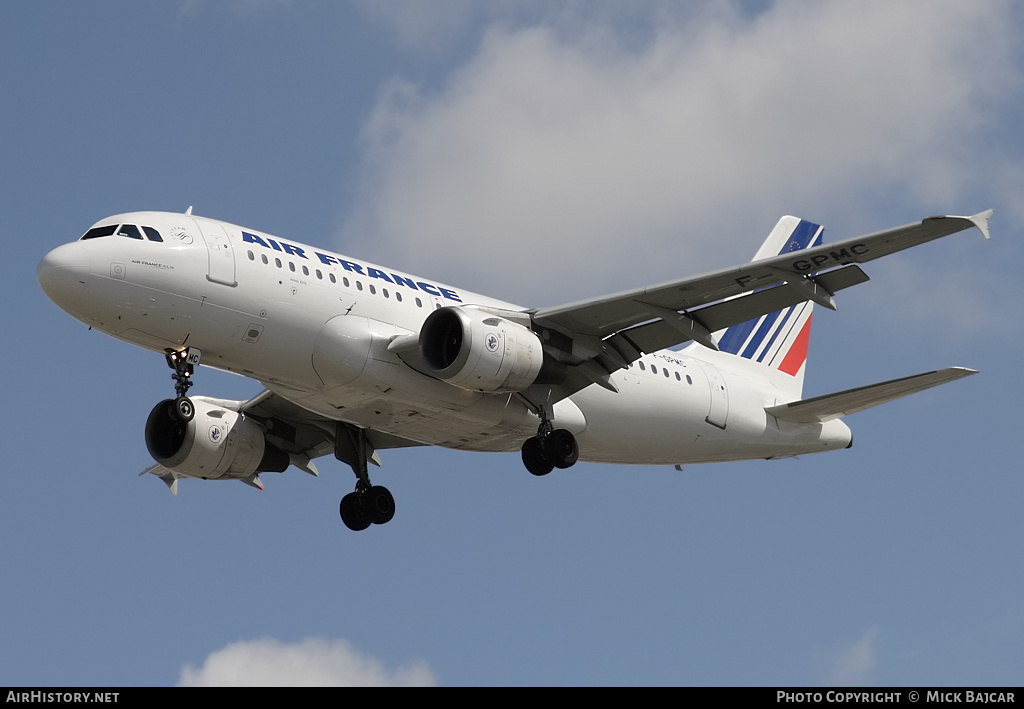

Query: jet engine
[419,306,558,392]
[145,397,289,480]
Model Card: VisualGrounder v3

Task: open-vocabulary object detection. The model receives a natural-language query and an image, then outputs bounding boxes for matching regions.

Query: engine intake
[145,397,288,480]
[420,306,556,392]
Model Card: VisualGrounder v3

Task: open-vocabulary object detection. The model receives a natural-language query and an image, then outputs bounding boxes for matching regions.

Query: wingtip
[969,209,993,240]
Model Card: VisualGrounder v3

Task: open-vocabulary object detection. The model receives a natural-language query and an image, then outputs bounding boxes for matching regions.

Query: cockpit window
[142,226,163,242]
[81,225,117,240]
[117,224,143,240]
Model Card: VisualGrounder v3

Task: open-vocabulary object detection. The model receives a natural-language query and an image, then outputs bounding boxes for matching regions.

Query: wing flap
[240,389,426,456]
[610,265,869,357]
[766,367,978,423]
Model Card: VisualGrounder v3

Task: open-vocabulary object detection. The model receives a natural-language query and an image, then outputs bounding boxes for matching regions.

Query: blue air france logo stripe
[756,303,798,364]
[241,231,462,302]
[744,307,789,360]
[719,220,823,361]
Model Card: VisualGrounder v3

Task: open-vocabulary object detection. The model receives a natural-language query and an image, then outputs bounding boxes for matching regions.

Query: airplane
[37,207,991,530]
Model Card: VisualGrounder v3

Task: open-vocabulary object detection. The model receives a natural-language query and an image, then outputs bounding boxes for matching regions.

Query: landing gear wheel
[545,429,579,469]
[335,425,398,530]
[522,436,554,476]
[366,485,396,525]
[173,396,195,423]
[340,492,371,531]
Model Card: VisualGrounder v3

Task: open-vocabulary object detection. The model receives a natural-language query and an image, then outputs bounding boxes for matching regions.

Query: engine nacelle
[420,306,548,392]
[145,397,289,480]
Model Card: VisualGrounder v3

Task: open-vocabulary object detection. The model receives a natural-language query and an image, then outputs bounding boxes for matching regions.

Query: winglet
[163,476,179,496]
[140,464,179,495]
[969,209,994,240]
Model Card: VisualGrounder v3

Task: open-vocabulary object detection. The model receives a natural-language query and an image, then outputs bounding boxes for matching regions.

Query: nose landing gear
[165,347,199,423]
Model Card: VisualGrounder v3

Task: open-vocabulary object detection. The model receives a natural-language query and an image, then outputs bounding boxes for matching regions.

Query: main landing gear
[521,417,579,476]
[165,348,198,422]
[339,481,395,532]
[335,423,395,531]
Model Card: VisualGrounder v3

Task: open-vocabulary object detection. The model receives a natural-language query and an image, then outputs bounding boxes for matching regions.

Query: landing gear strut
[521,413,579,476]
[335,423,395,531]
[165,348,198,422]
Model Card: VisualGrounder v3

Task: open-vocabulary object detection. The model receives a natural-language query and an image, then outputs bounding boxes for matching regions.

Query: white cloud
[339,0,1019,308]
[350,0,480,54]
[824,627,879,687]
[177,637,437,687]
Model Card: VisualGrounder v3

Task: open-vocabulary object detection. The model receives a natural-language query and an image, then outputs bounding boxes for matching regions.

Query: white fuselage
[38,211,852,467]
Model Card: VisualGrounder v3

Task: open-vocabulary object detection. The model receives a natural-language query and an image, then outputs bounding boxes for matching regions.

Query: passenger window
[261,254,268,265]
[275,258,282,268]
[302,266,309,276]
[675,372,681,381]
[289,262,295,272]
[396,292,402,303]
[343,277,350,287]
[142,226,163,242]
[316,269,322,280]
[651,365,658,375]
[369,285,376,295]
[81,225,117,240]
[416,298,422,307]
[686,375,692,385]
[117,224,143,240]
[356,281,363,291]
[329,273,336,283]
[383,289,389,298]
[639,362,646,371]
[248,250,255,260]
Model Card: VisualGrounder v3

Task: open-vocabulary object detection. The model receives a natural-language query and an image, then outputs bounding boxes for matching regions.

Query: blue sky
[3,0,1022,686]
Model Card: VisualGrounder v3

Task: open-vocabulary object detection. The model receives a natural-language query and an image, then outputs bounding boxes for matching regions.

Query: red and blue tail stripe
[717,218,823,377]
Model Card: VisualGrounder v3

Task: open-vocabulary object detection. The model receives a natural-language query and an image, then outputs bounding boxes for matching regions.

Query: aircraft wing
[765,367,978,423]
[240,389,426,470]
[527,211,992,394]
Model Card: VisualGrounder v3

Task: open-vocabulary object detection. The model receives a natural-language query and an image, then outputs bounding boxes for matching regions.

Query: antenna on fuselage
[185,205,193,215]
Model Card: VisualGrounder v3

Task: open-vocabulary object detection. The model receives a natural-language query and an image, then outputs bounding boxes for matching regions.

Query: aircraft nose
[38,242,90,307]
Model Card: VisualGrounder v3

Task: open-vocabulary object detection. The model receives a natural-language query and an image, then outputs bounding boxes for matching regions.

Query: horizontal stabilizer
[766,367,977,423]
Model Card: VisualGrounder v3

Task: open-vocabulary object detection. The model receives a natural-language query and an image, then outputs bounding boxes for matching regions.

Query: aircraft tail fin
[712,216,824,399]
